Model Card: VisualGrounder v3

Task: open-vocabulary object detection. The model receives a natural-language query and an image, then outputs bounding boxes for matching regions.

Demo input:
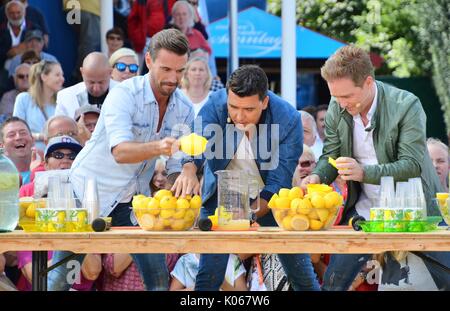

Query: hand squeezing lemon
[179,133,208,156]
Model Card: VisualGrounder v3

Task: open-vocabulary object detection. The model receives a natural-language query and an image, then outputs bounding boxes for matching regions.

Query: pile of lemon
[268,184,343,231]
[132,189,202,231]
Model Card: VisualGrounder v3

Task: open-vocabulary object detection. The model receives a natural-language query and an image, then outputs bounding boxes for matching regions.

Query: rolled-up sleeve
[102,86,136,150]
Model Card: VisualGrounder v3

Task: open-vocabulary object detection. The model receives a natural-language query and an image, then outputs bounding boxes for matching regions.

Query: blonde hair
[29,60,60,109]
[321,45,374,87]
[181,57,212,92]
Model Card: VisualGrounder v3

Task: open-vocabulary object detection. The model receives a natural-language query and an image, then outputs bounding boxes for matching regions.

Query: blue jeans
[48,203,168,291]
[194,210,320,291]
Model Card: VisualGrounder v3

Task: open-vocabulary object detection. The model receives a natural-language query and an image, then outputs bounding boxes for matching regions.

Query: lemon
[170,219,185,230]
[307,184,333,195]
[153,219,165,230]
[160,196,177,209]
[184,218,195,229]
[160,209,175,218]
[208,215,218,227]
[275,197,291,209]
[288,208,297,217]
[19,197,33,209]
[163,218,172,227]
[184,209,196,222]
[267,193,279,209]
[297,198,312,215]
[273,210,285,222]
[291,214,310,231]
[139,214,156,230]
[310,194,326,209]
[132,194,146,208]
[316,208,329,222]
[290,198,302,210]
[179,133,208,156]
[147,198,160,215]
[310,219,323,230]
[173,209,186,219]
[436,193,449,207]
[289,187,304,200]
[190,195,202,209]
[278,188,290,198]
[26,204,37,218]
[324,192,341,209]
[328,157,338,169]
[308,209,320,220]
[154,189,173,201]
[182,194,192,200]
[281,215,293,230]
[176,198,190,210]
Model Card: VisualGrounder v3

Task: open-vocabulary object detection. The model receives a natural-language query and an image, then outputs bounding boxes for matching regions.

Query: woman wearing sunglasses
[109,48,139,82]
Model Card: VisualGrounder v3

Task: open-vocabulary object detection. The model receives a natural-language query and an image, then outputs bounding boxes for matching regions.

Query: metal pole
[281,0,297,108]
[228,0,239,77]
[100,0,114,54]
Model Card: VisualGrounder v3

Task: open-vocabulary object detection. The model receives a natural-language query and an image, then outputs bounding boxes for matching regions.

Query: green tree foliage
[416,0,450,131]
[267,0,430,77]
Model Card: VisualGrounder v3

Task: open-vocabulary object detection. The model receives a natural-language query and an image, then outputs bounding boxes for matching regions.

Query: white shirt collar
[353,83,378,125]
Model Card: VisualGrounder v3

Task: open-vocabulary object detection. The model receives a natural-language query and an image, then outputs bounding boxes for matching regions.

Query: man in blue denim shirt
[172,65,320,291]
[48,29,194,291]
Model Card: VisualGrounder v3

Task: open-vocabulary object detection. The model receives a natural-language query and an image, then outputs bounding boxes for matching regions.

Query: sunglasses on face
[114,62,139,73]
[49,150,77,160]
[299,160,315,168]
[16,74,28,80]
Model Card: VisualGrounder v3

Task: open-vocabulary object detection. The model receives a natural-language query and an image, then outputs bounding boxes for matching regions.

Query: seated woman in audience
[109,48,139,82]
[13,60,64,151]
[180,56,212,117]
[81,253,145,291]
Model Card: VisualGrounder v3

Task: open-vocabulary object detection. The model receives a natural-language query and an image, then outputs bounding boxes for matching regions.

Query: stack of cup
[370,176,395,232]
[82,177,100,226]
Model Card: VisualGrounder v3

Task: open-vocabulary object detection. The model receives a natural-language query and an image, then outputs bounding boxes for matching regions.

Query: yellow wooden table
[1,226,450,291]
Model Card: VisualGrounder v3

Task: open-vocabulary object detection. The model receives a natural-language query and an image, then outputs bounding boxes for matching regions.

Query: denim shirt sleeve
[180,94,222,171]
[166,100,196,175]
[102,86,136,150]
[261,111,303,201]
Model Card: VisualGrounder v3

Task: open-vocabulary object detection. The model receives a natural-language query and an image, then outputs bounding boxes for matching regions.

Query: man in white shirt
[54,52,117,119]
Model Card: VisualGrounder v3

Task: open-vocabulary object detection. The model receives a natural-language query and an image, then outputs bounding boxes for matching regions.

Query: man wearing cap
[8,29,57,77]
[19,135,82,197]
[55,52,118,119]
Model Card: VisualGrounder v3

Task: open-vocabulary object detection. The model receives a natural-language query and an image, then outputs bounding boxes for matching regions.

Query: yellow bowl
[133,207,200,231]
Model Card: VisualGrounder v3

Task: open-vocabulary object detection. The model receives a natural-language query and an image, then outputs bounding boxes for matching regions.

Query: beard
[9,17,24,27]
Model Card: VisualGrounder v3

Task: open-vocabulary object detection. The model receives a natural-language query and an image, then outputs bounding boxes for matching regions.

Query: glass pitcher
[215,170,260,230]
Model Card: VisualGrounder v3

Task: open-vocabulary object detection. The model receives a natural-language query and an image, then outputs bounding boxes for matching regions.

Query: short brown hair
[0,117,32,143]
[147,29,190,61]
[320,45,374,86]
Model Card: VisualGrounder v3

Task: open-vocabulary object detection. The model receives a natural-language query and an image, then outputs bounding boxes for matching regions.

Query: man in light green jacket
[302,45,449,291]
